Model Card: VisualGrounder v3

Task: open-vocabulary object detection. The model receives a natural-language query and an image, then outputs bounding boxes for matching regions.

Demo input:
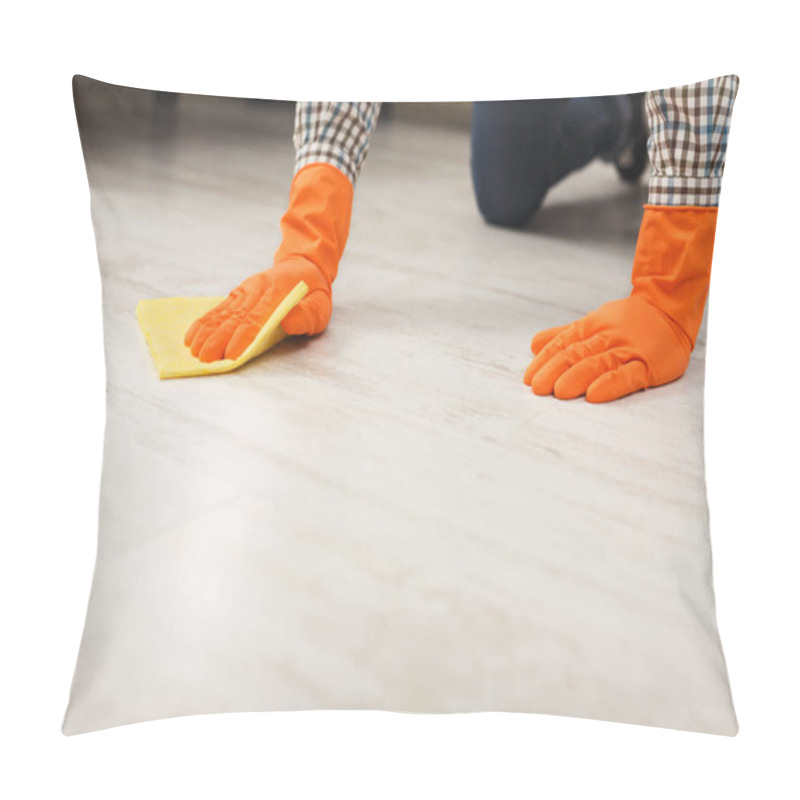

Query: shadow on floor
[528,184,649,245]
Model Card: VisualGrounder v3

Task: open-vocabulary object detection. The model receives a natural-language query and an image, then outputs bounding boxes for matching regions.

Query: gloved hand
[185,162,353,362]
[524,205,718,403]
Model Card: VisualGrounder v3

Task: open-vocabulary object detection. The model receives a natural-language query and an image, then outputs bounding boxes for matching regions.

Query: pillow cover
[64,74,739,735]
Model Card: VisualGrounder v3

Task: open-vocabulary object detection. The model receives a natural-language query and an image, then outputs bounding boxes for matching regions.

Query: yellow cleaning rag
[135,281,308,379]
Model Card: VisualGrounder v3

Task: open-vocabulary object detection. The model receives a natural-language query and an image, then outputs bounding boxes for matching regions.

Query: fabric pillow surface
[64,76,738,736]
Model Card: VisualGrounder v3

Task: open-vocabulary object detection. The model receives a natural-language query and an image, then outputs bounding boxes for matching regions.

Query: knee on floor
[474,186,544,229]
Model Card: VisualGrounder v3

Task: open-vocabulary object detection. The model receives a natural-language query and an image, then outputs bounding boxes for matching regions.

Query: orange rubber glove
[184,162,353,362]
[524,205,718,403]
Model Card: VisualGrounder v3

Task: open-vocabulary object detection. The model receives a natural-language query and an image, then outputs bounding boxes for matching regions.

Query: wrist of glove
[184,163,353,363]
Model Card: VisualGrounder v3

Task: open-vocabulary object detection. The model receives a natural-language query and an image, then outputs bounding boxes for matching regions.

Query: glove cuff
[630,204,718,349]
[273,162,354,286]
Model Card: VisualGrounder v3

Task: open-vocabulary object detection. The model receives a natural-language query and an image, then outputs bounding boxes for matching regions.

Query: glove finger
[184,311,211,348]
[531,322,570,355]
[531,334,607,395]
[523,321,586,387]
[552,347,635,399]
[195,286,267,362]
[531,334,609,398]
[196,312,249,362]
[586,360,648,403]
[281,290,332,336]
[223,282,292,360]
[224,321,263,361]
[184,287,241,347]
[186,284,252,354]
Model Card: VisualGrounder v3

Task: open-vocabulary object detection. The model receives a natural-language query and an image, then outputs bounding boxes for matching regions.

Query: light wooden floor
[64,84,735,735]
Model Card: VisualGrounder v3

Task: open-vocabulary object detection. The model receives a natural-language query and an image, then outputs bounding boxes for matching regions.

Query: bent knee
[473,182,545,228]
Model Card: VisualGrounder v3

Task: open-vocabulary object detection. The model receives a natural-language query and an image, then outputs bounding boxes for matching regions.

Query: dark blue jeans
[470,96,630,227]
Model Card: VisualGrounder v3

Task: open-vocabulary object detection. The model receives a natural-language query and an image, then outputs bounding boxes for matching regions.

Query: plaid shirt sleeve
[294,102,382,185]
[645,75,739,207]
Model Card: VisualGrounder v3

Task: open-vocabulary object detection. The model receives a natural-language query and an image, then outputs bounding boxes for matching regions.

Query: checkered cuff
[645,75,739,208]
[294,102,381,186]
[648,175,722,206]
[295,146,363,186]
